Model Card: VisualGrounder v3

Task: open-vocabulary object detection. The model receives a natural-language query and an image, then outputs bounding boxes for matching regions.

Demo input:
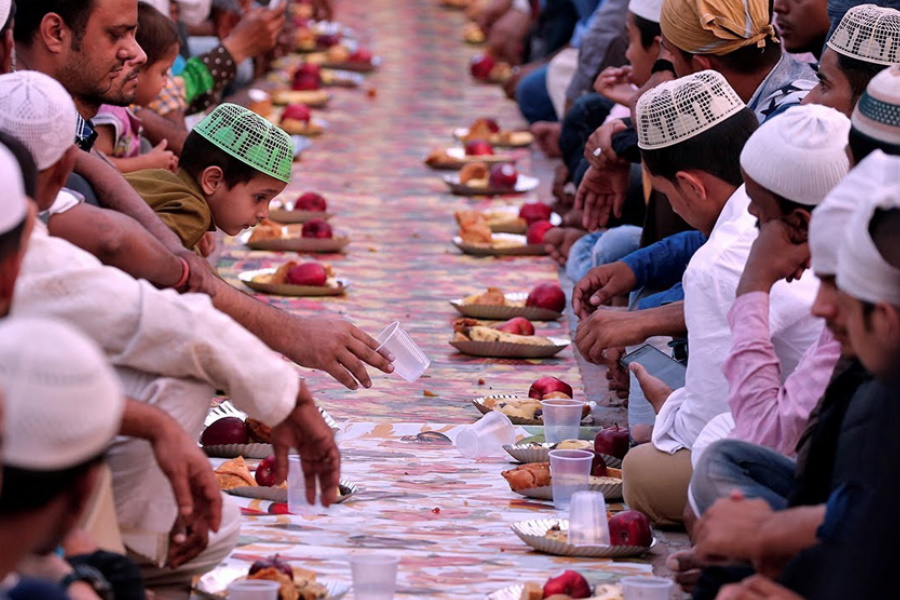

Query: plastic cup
[376,321,430,382]
[226,580,280,600]
[456,411,516,458]
[350,555,399,600]
[621,576,675,600]
[287,455,322,514]
[549,449,594,510]
[567,490,610,546]
[541,399,585,444]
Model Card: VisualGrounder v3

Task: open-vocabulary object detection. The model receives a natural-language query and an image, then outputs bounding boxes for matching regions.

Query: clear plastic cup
[621,576,675,600]
[350,555,399,600]
[226,580,280,600]
[567,490,610,546]
[456,411,516,458]
[287,455,322,514]
[376,322,430,382]
[541,399,585,444]
[549,449,594,510]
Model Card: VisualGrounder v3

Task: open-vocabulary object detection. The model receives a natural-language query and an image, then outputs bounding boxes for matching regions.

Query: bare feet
[543,226,586,266]
[666,548,704,594]
[531,121,562,158]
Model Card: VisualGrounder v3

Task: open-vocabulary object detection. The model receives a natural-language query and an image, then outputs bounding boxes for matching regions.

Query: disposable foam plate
[452,235,547,257]
[511,518,654,558]
[471,395,594,426]
[451,336,568,358]
[194,565,349,600]
[204,400,339,432]
[513,477,624,501]
[225,479,359,504]
[443,174,539,196]
[239,269,349,297]
[502,442,622,468]
[449,292,562,321]
[239,230,350,253]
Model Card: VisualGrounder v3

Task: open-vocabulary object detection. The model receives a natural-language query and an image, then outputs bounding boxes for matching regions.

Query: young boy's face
[837,289,900,378]
[625,13,660,88]
[208,172,286,236]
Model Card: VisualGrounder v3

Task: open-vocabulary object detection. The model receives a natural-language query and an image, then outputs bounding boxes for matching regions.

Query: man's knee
[623,444,692,527]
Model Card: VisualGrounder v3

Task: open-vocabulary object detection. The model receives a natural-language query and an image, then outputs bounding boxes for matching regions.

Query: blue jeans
[559,92,614,177]
[516,65,557,123]
[565,225,643,283]
[690,439,797,516]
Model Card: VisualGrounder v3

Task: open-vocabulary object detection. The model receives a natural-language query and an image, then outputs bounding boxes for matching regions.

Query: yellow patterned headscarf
[661,0,779,56]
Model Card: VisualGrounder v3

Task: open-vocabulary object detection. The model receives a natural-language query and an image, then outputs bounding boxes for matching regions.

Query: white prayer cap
[0,141,27,236]
[630,0,664,23]
[835,150,900,304]
[636,70,746,149]
[0,0,10,29]
[851,65,900,146]
[740,105,851,206]
[0,317,124,471]
[0,71,78,171]
[827,4,900,66]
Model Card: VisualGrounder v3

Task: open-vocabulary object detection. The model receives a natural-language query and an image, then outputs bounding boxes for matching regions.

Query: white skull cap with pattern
[636,70,746,150]
[0,141,26,235]
[740,105,851,206]
[851,65,900,145]
[0,317,124,471]
[0,71,78,171]
[827,4,900,66]
[836,150,900,305]
[810,150,896,275]
[630,0,664,24]
[0,0,10,29]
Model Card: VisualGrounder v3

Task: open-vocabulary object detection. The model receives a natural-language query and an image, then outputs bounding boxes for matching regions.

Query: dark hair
[2,0,16,36]
[774,193,813,216]
[837,53,886,108]
[848,126,900,164]
[14,0,95,49]
[641,107,759,186]
[633,14,661,50]
[0,455,103,515]
[179,131,261,189]
[136,2,179,68]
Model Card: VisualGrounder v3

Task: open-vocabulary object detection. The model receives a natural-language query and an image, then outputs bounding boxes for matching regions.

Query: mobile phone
[619,344,686,391]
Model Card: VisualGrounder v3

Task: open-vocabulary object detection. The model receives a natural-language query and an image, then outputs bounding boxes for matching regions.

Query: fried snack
[271,89,330,107]
[519,582,544,600]
[553,439,592,450]
[280,118,325,136]
[458,161,489,185]
[452,319,554,345]
[462,22,486,43]
[488,62,512,83]
[456,211,493,245]
[501,462,551,491]
[483,396,543,419]
[254,261,298,285]
[214,457,256,490]
[464,119,497,142]
[461,286,507,306]
[496,131,534,146]
[248,568,299,600]
[246,418,273,443]
[326,45,351,62]
[248,219,285,242]
[425,148,454,168]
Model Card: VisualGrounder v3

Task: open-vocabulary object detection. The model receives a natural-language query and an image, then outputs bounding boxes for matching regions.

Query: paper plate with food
[471,376,591,424]
[449,282,565,320]
[462,22,485,44]
[450,318,569,358]
[272,103,328,137]
[424,144,514,170]
[305,44,381,72]
[469,53,512,84]
[456,203,559,234]
[443,163,538,196]
[501,460,624,500]
[215,456,359,504]
[270,88,332,108]
[239,263,348,297]
[193,556,350,600]
[488,572,623,600]
[511,514,655,558]
[242,219,350,253]
[454,117,534,148]
[268,192,333,224]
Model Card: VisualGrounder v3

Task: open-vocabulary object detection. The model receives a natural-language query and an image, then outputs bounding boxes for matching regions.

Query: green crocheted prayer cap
[193,103,293,183]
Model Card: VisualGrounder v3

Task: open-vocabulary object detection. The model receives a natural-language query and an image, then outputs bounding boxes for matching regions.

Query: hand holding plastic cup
[456,411,516,458]
[226,580,280,600]
[287,455,323,515]
[376,321,430,382]
[549,449,593,510]
[541,399,585,444]
[567,490,610,546]
[350,555,399,600]
[621,576,675,600]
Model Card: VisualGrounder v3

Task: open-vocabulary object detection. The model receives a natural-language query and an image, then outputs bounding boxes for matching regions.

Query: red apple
[464,140,494,156]
[282,103,311,123]
[301,218,333,239]
[594,424,630,460]
[488,163,518,189]
[349,48,373,63]
[526,220,554,245]
[497,316,534,336]
[268,502,291,515]
[518,202,552,225]
[608,510,652,547]
[249,553,293,578]
[200,417,249,446]
[316,33,341,47]
[470,53,496,80]
[591,452,608,477]
[286,262,328,286]
[543,570,591,599]
[296,63,321,78]
[291,74,320,91]
[255,455,279,487]
[526,282,566,312]
[294,191,327,212]
[528,376,573,400]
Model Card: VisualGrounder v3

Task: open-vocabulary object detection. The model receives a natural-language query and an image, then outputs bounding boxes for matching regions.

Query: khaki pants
[622,444,693,527]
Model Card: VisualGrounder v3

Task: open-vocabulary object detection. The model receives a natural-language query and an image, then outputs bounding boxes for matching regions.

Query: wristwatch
[61,564,113,600]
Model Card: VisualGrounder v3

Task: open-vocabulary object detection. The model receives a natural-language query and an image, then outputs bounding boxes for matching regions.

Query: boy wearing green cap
[126,103,294,253]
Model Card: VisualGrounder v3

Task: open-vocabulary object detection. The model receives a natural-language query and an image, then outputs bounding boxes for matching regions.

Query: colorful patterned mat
[209,0,654,596]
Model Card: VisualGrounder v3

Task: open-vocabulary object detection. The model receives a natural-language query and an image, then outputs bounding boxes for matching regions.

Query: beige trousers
[622,444,693,527]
